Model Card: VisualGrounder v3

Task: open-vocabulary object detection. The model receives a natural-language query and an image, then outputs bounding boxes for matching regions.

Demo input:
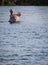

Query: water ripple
[0,6,48,65]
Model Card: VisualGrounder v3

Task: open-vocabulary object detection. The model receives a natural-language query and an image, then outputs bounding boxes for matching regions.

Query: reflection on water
[0,6,48,65]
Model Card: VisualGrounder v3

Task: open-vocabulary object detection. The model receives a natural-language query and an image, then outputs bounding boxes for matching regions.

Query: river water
[0,6,48,65]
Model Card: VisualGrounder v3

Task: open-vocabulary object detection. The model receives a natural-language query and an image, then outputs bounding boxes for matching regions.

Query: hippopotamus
[9,9,21,24]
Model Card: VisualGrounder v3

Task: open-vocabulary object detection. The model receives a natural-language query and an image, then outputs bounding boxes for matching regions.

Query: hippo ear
[10,9,13,12]
[18,12,21,16]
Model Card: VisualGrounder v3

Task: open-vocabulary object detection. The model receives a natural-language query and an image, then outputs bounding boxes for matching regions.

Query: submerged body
[9,9,21,23]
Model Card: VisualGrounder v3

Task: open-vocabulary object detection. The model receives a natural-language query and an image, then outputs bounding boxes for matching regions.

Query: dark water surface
[0,6,48,65]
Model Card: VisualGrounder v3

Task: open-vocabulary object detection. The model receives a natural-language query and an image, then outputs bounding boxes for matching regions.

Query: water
[0,6,48,65]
